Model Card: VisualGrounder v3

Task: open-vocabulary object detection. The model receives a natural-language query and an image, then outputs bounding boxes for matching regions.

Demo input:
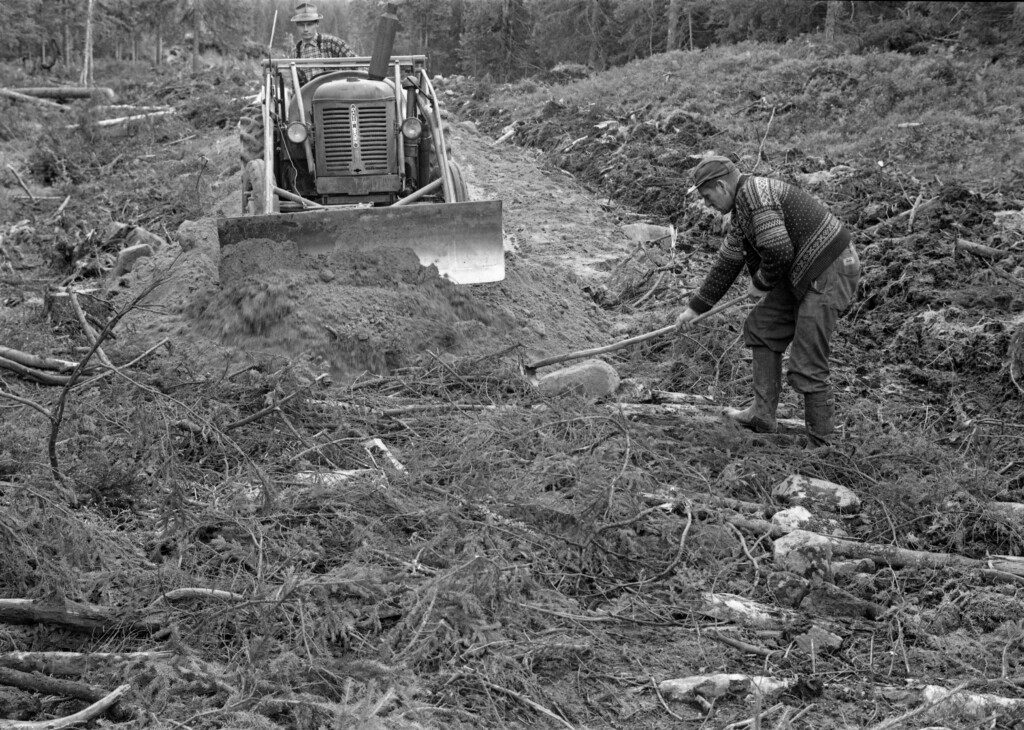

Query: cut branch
[956,238,1009,259]
[0,683,128,730]
[0,346,86,374]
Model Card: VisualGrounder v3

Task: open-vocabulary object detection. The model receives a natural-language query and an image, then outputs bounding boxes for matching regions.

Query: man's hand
[675,307,700,331]
[746,281,768,301]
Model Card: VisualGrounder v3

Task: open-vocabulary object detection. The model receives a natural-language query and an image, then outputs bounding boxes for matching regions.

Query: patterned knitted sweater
[689,175,851,314]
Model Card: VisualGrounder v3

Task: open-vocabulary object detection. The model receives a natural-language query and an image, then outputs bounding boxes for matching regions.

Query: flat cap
[687,155,737,194]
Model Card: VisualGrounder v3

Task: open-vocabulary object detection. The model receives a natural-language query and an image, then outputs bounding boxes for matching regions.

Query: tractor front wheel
[242,160,279,215]
[446,161,470,203]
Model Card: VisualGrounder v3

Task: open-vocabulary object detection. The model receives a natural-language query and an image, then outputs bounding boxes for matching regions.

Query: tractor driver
[238,2,358,166]
[675,156,862,449]
[291,2,358,84]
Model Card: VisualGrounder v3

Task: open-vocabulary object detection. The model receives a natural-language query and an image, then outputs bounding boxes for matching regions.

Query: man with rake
[675,156,861,448]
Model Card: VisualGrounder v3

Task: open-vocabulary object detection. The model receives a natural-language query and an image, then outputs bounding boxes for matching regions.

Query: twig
[956,238,1008,260]
[5,164,35,202]
[906,190,924,233]
[224,374,328,431]
[651,677,686,721]
[0,389,52,419]
[788,703,815,724]
[753,105,776,173]
[476,677,577,730]
[704,628,777,658]
[72,338,169,390]
[728,522,762,587]
[866,682,970,730]
[68,291,114,369]
[722,702,784,729]
[631,270,666,309]
[48,279,163,487]
[989,264,1024,290]
[147,588,246,610]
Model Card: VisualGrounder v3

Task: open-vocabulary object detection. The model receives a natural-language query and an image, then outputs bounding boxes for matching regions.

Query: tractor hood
[313,77,394,104]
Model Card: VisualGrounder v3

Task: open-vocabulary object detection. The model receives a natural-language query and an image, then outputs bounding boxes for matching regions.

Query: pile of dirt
[116,220,517,378]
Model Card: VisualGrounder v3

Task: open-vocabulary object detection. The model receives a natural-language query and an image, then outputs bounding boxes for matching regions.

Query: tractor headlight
[401,118,423,140]
[286,121,308,144]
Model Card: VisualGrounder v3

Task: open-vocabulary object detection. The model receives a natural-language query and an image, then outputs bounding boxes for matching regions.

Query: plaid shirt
[295,32,356,84]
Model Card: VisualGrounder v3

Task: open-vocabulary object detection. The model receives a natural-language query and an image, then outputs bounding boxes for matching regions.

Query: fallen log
[0,598,160,634]
[781,529,1024,579]
[0,88,67,110]
[0,651,173,677]
[0,666,133,720]
[615,402,806,432]
[0,355,72,385]
[11,86,116,102]
[0,346,84,374]
[658,673,793,703]
[920,684,1024,720]
[0,683,128,730]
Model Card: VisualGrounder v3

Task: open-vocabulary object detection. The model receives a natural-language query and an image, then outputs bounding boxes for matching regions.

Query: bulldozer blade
[216,200,504,285]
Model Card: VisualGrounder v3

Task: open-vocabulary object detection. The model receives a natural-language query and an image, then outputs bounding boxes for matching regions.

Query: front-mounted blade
[216,200,504,285]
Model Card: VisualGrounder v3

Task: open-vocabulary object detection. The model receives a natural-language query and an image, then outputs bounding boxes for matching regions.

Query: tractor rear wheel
[237,107,264,166]
[242,160,279,215]
[446,161,470,203]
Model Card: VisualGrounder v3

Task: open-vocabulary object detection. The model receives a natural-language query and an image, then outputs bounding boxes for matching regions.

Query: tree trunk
[825,0,841,43]
[192,0,201,74]
[80,0,95,87]
[63,0,73,67]
[667,0,681,51]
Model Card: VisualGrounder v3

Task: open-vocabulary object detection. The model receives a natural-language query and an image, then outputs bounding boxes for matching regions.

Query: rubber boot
[804,391,835,448]
[723,348,781,434]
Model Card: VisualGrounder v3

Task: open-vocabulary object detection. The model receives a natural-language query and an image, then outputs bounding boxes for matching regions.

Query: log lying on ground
[919,684,1024,720]
[0,355,73,385]
[0,88,67,110]
[0,346,87,374]
[779,529,1024,580]
[874,683,1024,724]
[11,86,116,102]
[0,666,134,720]
[615,402,806,433]
[0,598,160,634]
[658,673,792,702]
[0,651,172,677]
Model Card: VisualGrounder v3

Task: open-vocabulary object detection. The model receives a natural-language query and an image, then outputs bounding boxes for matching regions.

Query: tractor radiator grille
[319,104,390,175]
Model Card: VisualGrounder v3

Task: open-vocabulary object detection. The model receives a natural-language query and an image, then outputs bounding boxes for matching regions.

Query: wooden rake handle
[525,293,748,372]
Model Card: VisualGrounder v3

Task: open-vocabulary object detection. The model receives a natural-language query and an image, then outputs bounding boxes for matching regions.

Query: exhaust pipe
[368,3,400,81]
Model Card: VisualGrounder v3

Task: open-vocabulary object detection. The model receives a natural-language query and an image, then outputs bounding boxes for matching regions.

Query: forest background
[1,0,1023,85]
